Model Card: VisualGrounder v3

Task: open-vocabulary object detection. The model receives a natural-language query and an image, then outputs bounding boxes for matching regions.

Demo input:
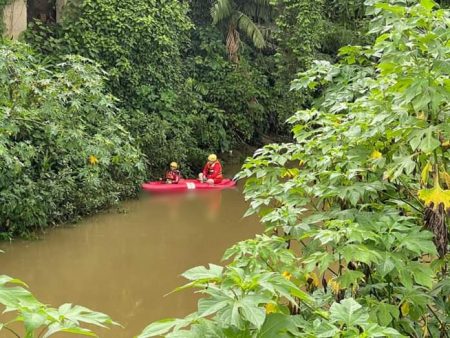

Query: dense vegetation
[0,42,144,238]
[24,0,273,175]
[1,0,366,237]
[138,0,450,337]
[0,0,449,337]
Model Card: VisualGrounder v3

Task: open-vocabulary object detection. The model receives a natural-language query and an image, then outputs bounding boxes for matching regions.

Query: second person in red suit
[198,154,223,184]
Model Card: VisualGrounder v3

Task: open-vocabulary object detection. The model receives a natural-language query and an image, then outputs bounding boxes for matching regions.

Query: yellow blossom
[88,155,99,165]
[307,272,320,288]
[418,176,450,211]
[265,303,277,314]
[370,150,382,160]
[282,169,299,178]
[328,278,341,294]
[282,271,292,281]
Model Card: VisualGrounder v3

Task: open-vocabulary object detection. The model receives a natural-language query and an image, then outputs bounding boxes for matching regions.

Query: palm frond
[211,0,234,25]
[248,0,271,7]
[235,12,265,49]
[241,3,273,23]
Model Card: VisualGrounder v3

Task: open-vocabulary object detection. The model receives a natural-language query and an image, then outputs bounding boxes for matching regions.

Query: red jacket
[165,170,181,183]
[202,161,223,180]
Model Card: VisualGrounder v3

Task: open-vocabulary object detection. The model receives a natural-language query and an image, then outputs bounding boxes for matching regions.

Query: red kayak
[142,179,237,193]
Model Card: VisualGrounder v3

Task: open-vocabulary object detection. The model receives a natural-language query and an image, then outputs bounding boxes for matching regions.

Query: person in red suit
[199,154,223,184]
[164,162,181,184]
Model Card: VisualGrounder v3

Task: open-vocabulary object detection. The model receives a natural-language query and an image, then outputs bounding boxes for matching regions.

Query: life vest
[165,170,181,183]
[204,161,223,179]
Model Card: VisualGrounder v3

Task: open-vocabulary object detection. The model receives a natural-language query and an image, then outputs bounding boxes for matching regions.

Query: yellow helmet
[208,154,217,162]
[170,162,178,169]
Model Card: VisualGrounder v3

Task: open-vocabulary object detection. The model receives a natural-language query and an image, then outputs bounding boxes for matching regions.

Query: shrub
[0,41,145,237]
[25,0,192,113]
[186,27,271,146]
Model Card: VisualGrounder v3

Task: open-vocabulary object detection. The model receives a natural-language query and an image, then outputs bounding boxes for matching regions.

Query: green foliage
[267,0,327,127]
[0,41,145,237]
[26,0,192,113]
[272,0,326,74]
[185,27,271,146]
[268,0,370,127]
[324,0,366,22]
[138,0,450,336]
[210,0,272,61]
[24,1,272,175]
[23,0,203,176]
[0,275,118,337]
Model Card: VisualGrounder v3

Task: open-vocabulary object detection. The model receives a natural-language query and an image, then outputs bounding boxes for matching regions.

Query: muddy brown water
[0,180,259,337]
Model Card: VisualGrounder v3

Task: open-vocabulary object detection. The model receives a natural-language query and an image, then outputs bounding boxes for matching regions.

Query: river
[0,178,259,337]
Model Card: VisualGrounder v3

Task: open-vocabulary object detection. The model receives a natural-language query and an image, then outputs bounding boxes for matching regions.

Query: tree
[210,0,272,62]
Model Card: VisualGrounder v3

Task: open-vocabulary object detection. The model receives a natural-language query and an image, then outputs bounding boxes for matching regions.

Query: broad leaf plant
[0,275,117,337]
[138,0,449,337]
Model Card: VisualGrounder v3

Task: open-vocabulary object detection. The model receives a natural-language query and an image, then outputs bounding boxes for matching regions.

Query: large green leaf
[329,298,369,327]
[136,319,178,338]
[182,264,223,281]
[198,298,229,318]
[409,263,434,289]
[23,311,47,333]
[337,270,365,288]
[376,252,396,277]
[240,302,265,329]
[419,127,440,153]
[258,314,297,338]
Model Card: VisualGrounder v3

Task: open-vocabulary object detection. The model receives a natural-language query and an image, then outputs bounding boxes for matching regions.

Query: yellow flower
[282,271,292,281]
[370,150,382,160]
[307,272,320,288]
[265,303,277,314]
[418,176,450,211]
[88,155,99,165]
[282,169,299,178]
[328,278,341,294]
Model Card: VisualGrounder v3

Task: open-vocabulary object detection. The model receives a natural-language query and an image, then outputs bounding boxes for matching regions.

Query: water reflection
[0,186,258,337]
